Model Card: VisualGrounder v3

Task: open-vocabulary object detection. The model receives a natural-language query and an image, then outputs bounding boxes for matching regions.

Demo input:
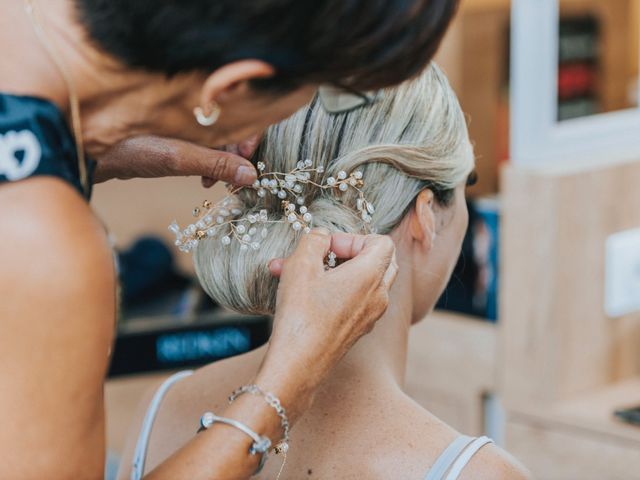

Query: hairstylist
[0,0,459,478]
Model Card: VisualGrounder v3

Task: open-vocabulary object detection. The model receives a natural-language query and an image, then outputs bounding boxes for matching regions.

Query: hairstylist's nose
[238,134,261,158]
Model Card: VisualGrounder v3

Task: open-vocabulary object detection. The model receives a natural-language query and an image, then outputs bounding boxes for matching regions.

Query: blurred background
[100,1,640,478]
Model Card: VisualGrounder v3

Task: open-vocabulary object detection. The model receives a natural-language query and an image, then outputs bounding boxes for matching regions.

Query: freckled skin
[122,184,530,480]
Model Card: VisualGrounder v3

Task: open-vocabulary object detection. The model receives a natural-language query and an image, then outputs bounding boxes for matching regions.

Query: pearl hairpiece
[169,159,375,253]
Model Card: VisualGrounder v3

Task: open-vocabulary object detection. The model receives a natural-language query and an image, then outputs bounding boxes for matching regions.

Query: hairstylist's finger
[329,232,368,259]
[382,250,399,287]
[172,140,258,185]
[202,135,261,187]
[269,232,394,278]
[201,176,216,188]
[335,235,396,285]
[94,136,258,185]
[268,228,331,278]
[288,228,331,266]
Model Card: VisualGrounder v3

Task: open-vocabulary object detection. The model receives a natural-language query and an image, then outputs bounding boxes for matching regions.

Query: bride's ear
[409,189,436,251]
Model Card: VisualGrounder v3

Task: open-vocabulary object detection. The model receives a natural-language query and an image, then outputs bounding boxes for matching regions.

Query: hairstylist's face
[169,60,317,149]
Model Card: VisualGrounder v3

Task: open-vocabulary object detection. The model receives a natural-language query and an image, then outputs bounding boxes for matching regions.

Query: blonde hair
[194,64,473,315]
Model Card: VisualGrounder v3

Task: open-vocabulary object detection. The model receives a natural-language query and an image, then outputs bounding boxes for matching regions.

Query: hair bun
[191,64,473,316]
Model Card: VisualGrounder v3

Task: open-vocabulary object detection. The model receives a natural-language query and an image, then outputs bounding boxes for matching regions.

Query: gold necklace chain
[23,0,88,192]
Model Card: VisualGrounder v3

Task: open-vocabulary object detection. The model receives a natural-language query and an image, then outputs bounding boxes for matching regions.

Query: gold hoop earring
[194,102,221,126]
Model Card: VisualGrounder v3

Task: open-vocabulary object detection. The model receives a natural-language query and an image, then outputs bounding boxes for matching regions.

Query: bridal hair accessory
[169,159,375,253]
[197,411,270,474]
[193,101,221,126]
[326,251,338,269]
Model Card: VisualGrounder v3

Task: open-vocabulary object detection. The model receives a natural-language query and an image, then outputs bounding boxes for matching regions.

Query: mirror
[557,0,639,121]
[511,0,640,165]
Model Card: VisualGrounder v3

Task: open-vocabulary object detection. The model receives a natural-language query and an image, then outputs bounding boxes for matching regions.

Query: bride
[118,64,530,480]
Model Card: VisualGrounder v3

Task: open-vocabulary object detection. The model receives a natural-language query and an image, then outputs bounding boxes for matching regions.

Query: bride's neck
[318,267,415,396]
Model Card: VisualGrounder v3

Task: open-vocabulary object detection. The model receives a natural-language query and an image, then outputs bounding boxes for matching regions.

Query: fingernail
[234,165,257,185]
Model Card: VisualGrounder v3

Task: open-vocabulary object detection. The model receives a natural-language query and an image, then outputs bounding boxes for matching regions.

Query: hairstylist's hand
[93,135,260,186]
[257,229,398,419]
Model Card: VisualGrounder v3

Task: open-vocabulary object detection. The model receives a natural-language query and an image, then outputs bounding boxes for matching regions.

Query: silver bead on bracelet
[198,411,271,474]
[229,384,290,453]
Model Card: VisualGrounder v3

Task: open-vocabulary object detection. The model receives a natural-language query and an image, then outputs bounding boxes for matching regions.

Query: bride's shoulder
[156,346,267,421]
[368,394,532,480]
[116,348,265,479]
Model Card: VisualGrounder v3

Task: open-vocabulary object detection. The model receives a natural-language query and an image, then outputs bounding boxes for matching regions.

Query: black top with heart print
[0,93,94,199]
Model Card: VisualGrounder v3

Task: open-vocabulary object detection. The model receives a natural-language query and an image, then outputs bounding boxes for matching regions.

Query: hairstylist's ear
[409,190,436,250]
[200,60,276,110]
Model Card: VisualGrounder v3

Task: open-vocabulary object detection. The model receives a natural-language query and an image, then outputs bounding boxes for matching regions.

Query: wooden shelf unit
[500,159,640,478]
[434,0,511,196]
[517,377,640,444]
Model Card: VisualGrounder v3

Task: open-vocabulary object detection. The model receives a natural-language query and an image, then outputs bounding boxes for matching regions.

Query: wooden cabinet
[499,160,640,478]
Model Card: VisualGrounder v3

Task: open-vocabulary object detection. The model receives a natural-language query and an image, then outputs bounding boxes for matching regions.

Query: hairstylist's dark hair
[74,0,459,90]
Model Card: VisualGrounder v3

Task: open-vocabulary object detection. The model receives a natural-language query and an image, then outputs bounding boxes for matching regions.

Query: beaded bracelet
[229,384,290,452]
[198,411,271,474]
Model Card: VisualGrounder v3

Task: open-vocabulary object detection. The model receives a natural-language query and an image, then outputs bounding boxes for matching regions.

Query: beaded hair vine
[169,159,375,253]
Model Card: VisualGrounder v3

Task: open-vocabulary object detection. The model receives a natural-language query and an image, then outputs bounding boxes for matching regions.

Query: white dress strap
[424,435,475,480]
[444,436,493,480]
[424,435,494,480]
[130,370,194,480]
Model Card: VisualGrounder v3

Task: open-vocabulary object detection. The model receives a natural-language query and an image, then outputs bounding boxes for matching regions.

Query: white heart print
[0,130,42,181]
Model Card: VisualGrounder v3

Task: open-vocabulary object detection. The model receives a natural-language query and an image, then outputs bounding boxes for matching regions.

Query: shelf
[511,377,640,444]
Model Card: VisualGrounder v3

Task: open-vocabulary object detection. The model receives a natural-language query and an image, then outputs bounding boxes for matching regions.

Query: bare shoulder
[458,442,533,480]
[0,178,116,478]
[391,398,531,480]
[356,394,531,480]
[119,347,267,476]
[0,177,114,270]
[0,177,115,320]
[303,391,462,479]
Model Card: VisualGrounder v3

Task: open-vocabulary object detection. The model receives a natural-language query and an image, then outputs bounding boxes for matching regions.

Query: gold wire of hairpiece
[169,159,375,253]
[24,0,89,193]
[274,442,288,480]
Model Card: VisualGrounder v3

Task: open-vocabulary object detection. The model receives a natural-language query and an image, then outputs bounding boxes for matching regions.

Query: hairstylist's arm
[261,230,399,416]
[93,135,260,187]
[145,229,397,480]
[0,179,117,479]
